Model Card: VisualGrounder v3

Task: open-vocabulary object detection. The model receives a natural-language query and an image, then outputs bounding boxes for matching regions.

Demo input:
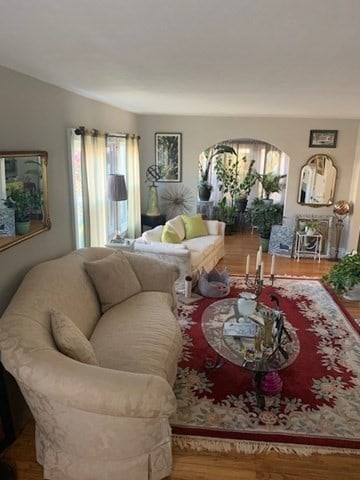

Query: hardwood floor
[2,230,359,479]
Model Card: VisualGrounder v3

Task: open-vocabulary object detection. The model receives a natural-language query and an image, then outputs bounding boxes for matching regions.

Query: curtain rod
[74,126,140,139]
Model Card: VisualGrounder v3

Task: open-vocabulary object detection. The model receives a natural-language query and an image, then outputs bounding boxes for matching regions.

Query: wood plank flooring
[2,230,359,479]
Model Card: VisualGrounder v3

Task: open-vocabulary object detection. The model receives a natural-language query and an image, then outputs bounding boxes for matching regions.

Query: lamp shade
[108,174,127,201]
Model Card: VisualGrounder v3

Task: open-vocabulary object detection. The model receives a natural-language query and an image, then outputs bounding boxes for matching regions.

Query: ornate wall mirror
[297,154,337,207]
[0,151,50,252]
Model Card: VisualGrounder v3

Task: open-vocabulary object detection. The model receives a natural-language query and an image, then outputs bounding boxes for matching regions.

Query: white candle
[255,251,260,270]
[260,261,264,280]
[246,254,250,274]
[259,245,262,258]
[271,254,276,275]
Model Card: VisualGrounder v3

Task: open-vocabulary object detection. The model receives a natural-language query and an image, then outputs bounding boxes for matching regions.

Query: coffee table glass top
[201,297,300,373]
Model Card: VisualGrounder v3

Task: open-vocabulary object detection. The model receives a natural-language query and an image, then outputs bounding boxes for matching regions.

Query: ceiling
[1,0,360,118]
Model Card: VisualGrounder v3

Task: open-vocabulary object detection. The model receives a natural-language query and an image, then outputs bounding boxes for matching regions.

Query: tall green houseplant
[198,144,237,201]
[214,154,257,206]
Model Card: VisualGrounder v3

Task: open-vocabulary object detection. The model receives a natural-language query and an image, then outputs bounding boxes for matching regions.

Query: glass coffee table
[201,297,300,408]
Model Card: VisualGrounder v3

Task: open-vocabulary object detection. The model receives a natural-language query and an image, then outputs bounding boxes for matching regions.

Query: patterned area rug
[172,277,360,455]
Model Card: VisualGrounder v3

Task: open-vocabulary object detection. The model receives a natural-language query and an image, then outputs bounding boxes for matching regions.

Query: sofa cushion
[84,251,142,313]
[51,309,99,365]
[181,214,208,239]
[90,291,182,386]
[183,234,223,254]
[166,215,185,241]
[142,225,163,243]
[161,224,181,243]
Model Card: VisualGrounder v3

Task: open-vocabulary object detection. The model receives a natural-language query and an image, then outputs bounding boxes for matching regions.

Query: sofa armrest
[204,220,226,236]
[16,350,177,419]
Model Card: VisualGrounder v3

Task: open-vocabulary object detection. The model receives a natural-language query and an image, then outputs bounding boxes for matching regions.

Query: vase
[343,284,360,301]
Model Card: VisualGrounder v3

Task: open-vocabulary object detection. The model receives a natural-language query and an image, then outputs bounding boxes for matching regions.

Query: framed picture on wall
[155,133,182,182]
[309,130,338,148]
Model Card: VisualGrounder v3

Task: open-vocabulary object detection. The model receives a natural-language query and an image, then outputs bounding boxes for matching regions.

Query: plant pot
[260,237,269,252]
[15,221,31,235]
[198,187,212,201]
[343,284,360,301]
[235,198,248,213]
[225,223,235,236]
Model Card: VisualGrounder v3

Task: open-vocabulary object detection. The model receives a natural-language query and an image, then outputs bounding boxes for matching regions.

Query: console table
[141,213,166,233]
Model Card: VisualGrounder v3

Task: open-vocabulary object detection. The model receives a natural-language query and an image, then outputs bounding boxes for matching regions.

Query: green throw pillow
[161,224,181,243]
[181,214,208,239]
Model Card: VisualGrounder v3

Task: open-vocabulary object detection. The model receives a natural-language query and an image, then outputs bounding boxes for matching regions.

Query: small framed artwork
[309,130,338,148]
[269,225,296,257]
[155,133,182,182]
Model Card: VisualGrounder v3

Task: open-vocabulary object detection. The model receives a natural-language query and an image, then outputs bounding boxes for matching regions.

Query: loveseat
[0,247,183,480]
[134,214,225,293]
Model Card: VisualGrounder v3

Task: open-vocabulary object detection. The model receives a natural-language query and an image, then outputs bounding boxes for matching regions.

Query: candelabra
[245,265,264,300]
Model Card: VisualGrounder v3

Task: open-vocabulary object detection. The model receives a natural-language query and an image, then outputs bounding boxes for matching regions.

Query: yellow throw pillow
[161,224,181,243]
[181,214,208,239]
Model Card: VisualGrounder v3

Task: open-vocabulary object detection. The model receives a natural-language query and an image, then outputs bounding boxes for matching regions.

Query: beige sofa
[134,215,225,293]
[0,247,182,480]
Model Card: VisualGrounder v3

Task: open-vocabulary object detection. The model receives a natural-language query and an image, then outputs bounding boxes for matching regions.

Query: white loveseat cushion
[51,309,99,366]
[84,250,142,313]
[90,291,182,386]
[183,234,223,254]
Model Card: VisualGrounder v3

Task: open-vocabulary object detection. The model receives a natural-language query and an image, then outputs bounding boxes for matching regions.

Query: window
[69,130,127,248]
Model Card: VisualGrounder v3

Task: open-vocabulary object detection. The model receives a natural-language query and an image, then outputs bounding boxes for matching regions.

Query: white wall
[138,114,359,251]
[0,66,138,314]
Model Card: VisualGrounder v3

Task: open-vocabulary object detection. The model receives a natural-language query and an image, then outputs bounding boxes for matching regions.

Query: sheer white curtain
[70,128,107,248]
[126,135,141,238]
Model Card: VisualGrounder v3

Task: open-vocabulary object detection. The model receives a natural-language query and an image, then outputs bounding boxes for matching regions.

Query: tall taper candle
[271,254,276,275]
[255,250,260,270]
[260,261,264,280]
[246,254,250,274]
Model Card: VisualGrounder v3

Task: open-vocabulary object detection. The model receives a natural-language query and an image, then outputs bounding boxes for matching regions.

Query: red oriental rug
[171,277,360,455]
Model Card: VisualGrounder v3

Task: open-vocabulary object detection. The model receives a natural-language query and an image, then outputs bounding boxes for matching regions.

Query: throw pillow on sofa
[161,224,181,243]
[50,309,99,365]
[166,215,186,240]
[84,250,142,312]
[181,214,208,239]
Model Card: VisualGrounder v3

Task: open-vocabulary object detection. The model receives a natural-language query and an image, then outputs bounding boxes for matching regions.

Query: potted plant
[255,172,287,201]
[198,144,237,201]
[322,251,360,300]
[214,154,257,206]
[4,187,42,235]
[245,198,284,251]
[302,218,321,236]
[234,158,257,212]
[216,197,237,235]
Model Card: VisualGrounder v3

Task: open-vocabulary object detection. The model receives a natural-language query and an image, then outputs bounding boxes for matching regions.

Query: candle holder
[245,266,264,300]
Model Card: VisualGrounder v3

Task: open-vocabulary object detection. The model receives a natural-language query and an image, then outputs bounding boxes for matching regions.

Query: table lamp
[108,174,127,243]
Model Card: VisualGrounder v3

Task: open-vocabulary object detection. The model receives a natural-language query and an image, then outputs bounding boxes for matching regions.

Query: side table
[105,239,134,251]
[295,232,322,262]
[141,213,166,233]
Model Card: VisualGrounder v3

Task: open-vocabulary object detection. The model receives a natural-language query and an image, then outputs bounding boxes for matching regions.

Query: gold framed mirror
[297,154,337,207]
[0,151,51,252]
